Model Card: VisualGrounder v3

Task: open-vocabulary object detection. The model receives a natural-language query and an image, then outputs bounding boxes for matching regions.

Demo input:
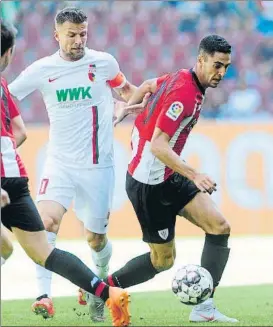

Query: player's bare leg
[79,221,112,322]
[12,227,130,326]
[13,228,57,318]
[32,200,65,318]
[106,241,175,290]
[180,192,238,322]
[1,224,13,265]
[149,240,176,272]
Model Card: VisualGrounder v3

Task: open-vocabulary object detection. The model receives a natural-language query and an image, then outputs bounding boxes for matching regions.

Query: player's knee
[86,232,107,252]
[203,213,231,235]
[2,241,13,260]
[41,215,59,233]
[211,217,231,235]
[151,251,175,272]
[219,220,231,234]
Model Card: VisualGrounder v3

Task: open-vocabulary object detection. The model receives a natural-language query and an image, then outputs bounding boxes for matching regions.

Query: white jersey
[9,48,126,168]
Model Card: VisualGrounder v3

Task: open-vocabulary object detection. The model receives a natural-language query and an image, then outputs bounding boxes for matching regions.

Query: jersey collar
[190,68,206,95]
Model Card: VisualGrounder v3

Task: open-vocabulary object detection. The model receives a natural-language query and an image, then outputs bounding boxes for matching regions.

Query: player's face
[201,52,231,88]
[55,21,88,61]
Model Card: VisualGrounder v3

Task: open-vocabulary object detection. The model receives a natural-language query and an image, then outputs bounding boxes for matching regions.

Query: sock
[91,241,112,279]
[36,231,56,298]
[45,248,109,302]
[201,233,230,296]
[1,257,6,266]
[106,252,158,288]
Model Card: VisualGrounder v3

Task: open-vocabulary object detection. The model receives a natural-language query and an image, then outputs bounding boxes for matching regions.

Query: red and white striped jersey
[128,69,205,185]
[1,78,27,178]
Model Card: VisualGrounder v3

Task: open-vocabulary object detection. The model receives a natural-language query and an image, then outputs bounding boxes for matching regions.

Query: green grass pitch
[2,285,273,326]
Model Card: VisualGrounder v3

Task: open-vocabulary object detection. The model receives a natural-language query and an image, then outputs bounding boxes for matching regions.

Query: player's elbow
[141,78,157,94]
[15,128,27,147]
[19,128,27,143]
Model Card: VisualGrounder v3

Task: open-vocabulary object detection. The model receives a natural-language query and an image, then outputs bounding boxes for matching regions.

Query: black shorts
[1,177,44,232]
[126,172,200,244]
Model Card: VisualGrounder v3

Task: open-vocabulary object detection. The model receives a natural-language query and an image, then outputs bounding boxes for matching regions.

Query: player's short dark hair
[55,7,87,25]
[1,21,16,56]
[198,35,231,56]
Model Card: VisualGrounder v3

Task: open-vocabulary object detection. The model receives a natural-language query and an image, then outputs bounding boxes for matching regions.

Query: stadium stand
[1,0,272,122]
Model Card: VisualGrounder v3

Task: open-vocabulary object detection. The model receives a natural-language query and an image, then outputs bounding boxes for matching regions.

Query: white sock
[91,241,112,279]
[1,257,6,266]
[197,298,213,308]
[35,231,57,298]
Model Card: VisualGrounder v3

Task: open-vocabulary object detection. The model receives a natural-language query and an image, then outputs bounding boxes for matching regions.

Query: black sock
[201,233,230,297]
[36,294,48,301]
[106,252,158,288]
[45,248,109,302]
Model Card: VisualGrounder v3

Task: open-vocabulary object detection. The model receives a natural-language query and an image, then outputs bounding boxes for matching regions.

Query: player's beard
[68,48,85,61]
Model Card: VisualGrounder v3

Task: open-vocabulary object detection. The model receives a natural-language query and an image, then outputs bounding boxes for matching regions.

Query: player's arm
[106,53,146,102]
[112,80,137,102]
[8,62,40,101]
[7,87,27,148]
[127,78,158,105]
[151,129,216,193]
[1,188,10,208]
[113,78,158,126]
[151,128,197,180]
[11,115,27,148]
[151,91,216,193]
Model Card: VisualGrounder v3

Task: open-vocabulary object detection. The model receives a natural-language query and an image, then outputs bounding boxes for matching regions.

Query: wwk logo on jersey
[166,101,184,121]
[88,64,96,82]
[56,87,92,102]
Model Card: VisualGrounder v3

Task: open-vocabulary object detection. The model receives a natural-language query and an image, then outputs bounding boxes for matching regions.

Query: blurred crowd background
[1,0,273,123]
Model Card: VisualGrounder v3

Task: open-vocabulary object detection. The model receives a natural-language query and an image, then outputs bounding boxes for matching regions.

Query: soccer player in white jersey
[8,7,137,321]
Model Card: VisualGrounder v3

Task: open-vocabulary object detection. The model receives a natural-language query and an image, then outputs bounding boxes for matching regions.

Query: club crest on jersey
[88,64,96,82]
[166,101,184,121]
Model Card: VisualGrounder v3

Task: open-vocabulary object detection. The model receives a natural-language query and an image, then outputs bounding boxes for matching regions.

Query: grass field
[2,285,273,326]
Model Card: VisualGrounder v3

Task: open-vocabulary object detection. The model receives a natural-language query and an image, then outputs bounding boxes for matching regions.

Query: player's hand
[1,188,10,208]
[192,173,217,194]
[113,92,151,127]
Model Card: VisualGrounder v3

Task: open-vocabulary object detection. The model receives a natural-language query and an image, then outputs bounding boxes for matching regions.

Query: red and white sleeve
[156,88,191,138]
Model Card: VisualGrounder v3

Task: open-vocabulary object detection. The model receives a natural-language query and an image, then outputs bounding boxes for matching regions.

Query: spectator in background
[177,1,202,33]
[256,0,273,36]
[202,89,228,119]
[2,0,272,122]
[256,38,273,63]
[224,79,262,118]
[0,1,21,24]
[202,0,229,18]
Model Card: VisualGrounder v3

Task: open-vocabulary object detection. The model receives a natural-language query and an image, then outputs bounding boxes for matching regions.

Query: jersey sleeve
[8,62,41,101]
[106,54,127,89]
[156,87,192,138]
[156,74,169,87]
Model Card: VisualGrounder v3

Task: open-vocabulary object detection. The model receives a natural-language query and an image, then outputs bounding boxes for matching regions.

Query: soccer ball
[172,264,213,305]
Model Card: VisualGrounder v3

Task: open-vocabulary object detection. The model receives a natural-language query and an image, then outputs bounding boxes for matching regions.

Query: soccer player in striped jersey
[110,35,238,323]
[1,20,130,327]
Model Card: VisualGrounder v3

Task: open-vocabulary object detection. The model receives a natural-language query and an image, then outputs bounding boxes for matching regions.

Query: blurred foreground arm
[1,189,10,208]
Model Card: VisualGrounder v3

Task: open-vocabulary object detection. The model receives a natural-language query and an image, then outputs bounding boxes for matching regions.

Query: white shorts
[36,162,115,234]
